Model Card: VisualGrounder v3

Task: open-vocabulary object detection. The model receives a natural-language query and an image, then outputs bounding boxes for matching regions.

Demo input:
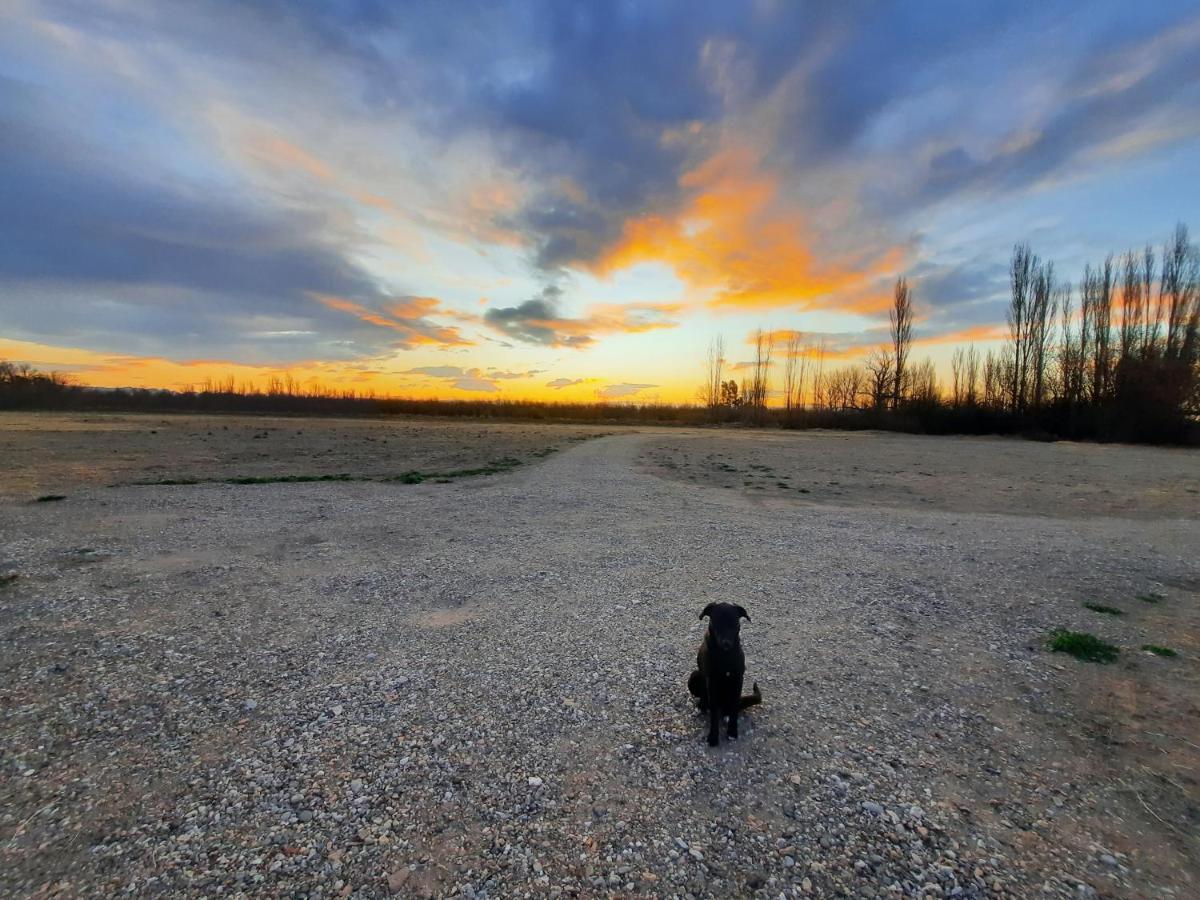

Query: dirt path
[2,428,1197,898]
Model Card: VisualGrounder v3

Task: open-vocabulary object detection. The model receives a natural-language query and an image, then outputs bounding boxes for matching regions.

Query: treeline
[700,223,1199,444]
[0,362,708,424]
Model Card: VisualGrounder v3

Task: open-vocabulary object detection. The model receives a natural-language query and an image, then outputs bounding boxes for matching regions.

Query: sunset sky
[2,1,1199,403]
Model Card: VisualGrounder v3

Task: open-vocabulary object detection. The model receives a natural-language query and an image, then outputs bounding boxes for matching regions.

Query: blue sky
[1,0,1198,400]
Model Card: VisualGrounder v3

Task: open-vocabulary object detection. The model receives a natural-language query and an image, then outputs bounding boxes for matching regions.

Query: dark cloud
[482,286,679,348]
[482,287,593,348]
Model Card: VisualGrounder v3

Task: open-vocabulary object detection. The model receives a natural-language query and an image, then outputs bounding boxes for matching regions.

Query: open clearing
[1,413,1198,898]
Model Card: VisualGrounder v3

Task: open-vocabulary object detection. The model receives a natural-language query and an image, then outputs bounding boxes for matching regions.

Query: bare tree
[1080,258,1114,402]
[907,358,940,404]
[701,335,725,409]
[964,345,980,406]
[1119,250,1143,366]
[865,348,894,410]
[1056,282,1086,405]
[950,346,977,407]
[748,328,773,412]
[782,333,801,412]
[793,342,812,410]
[1029,262,1059,408]
[811,339,828,411]
[982,349,1004,408]
[1141,245,1159,358]
[824,364,864,410]
[889,277,913,408]
[1007,243,1036,412]
[1162,223,1200,362]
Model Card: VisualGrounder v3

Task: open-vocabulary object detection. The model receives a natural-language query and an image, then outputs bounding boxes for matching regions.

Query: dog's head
[699,602,750,652]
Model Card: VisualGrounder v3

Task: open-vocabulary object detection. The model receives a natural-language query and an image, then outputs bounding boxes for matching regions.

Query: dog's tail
[739,681,762,709]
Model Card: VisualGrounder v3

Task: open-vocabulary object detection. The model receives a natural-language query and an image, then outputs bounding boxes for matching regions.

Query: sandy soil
[1,414,1197,898]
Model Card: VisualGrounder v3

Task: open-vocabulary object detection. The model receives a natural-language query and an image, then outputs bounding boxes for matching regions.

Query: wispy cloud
[315,295,473,348]
[599,383,658,399]
[401,365,542,393]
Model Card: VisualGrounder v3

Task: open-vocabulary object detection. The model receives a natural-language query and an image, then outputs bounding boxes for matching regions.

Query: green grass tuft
[1048,629,1120,663]
[1083,602,1123,616]
[0,572,18,588]
[1141,644,1177,658]
[35,494,67,502]
[1137,592,1164,604]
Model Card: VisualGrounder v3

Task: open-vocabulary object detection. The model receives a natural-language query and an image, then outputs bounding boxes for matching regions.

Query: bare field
[1,413,1198,898]
[0,413,614,499]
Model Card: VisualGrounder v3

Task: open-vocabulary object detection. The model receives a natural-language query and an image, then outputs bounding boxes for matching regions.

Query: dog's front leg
[706,679,720,747]
[727,673,744,740]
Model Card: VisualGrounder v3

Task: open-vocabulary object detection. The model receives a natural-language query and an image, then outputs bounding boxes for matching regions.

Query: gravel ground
[1,421,1197,898]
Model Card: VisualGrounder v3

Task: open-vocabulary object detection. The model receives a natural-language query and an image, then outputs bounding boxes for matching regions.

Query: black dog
[688,602,762,746]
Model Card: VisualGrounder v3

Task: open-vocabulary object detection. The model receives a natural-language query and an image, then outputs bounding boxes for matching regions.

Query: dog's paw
[727,728,738,740]
[707,733,719,747]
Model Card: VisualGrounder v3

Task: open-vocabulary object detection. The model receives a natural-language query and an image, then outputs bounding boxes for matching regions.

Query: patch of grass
[1137,592,1164,604]
[1083,603,1124,616]
[1048,629,1120,663]
[0,572,19,588]
[35,494,67,502]
[1142,644,1177,658]
[224,473,363,485]
[131,456,530,488]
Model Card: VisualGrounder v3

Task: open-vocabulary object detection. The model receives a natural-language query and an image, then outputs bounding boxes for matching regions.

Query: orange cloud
[915,323,1008,347]
[596,147,905,311]
[313,294,474,347]
[250,136,337,183]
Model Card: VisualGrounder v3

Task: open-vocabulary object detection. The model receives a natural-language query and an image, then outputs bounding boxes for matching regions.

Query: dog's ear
[735,605,751,622]
[699,603,717,620]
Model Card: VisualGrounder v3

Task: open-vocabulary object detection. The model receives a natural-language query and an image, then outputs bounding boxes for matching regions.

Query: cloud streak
[482,287,680,348]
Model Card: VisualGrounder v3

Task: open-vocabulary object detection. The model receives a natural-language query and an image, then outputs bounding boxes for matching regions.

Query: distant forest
[2,224,1197,445]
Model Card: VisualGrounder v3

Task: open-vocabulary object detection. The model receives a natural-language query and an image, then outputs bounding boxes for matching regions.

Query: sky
[2,0,1199,404]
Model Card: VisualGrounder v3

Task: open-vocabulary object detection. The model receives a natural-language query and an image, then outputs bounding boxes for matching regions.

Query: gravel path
[2,430,1197,898]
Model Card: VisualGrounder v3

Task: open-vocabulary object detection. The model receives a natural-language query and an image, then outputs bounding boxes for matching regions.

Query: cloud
[314,295,472,349]
[403,366,467,378]
[546,377,587,389]
[482,286,680,348]
[400,365,540,393]
[4,0,1200,387]
[0,67,466,364]
[595,146,906,311]
[599,383,657,399]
